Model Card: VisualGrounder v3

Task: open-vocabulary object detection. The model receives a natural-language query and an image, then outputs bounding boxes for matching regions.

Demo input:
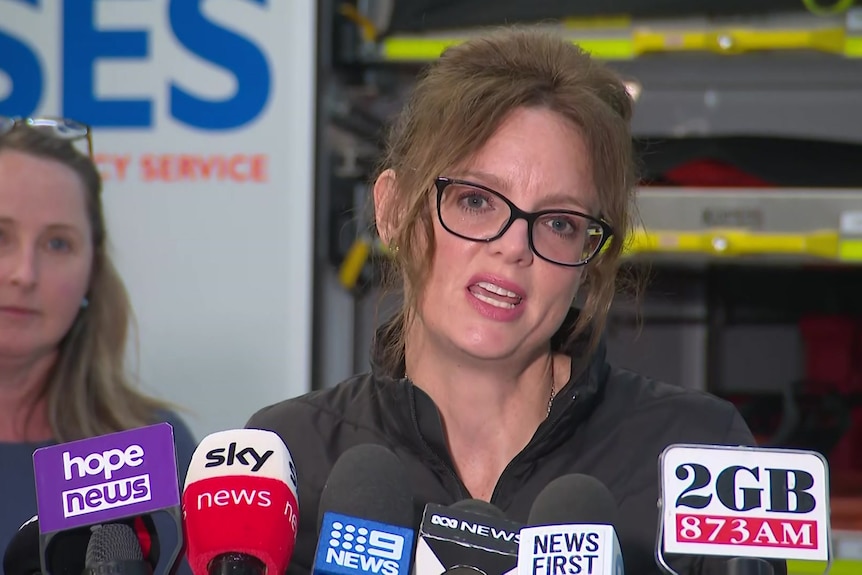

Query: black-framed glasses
[0,116,93,158]
[435,177,614,267]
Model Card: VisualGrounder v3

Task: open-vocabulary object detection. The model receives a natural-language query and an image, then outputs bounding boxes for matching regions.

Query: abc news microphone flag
[182,429,299,575]
[658,444,831,570]
[32,422,185,575]
[414,501,522,575]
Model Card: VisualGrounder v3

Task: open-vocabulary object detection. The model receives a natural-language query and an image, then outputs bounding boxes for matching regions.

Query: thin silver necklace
[547,354,557,417]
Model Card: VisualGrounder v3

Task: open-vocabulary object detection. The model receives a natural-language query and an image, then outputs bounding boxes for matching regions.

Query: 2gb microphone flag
[658,444,831,563]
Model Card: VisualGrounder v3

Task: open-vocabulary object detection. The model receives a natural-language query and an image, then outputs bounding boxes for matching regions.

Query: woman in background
[0,118,196,558]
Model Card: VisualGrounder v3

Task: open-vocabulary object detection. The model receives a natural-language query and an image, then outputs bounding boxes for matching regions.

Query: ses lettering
[0,0,270,130]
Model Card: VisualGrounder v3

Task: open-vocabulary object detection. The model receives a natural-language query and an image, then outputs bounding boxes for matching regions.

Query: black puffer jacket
[247,314,786,575]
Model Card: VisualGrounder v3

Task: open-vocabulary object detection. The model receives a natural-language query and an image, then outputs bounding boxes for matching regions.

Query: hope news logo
[325,521,406,575]
[61,444,151,518]
[662,445,829,561]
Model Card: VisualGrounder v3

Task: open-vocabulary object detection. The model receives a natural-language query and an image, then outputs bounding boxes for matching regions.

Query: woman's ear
[373,169,397,246]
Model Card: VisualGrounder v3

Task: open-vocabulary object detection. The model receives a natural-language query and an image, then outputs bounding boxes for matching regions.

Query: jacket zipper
[408,381,582,505]
[489,391,579,506]
[407,385,470,500]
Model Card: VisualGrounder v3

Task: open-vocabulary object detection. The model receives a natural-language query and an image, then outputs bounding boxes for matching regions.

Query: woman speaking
[248,27,783,575]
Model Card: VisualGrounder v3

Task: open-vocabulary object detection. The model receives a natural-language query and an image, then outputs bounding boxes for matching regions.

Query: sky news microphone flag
[182,429,299,575]
[656,444,831,575]
[313,444,415,575]
[518,474,624,575]
[32,423,185,575]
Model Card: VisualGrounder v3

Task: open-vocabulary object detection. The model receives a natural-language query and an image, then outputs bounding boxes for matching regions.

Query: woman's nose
[491,217,533,264]
[3,244,39,288]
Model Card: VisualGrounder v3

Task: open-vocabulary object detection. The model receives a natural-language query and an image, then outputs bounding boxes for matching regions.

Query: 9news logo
[660,445,830,562]
[319,514,413,575]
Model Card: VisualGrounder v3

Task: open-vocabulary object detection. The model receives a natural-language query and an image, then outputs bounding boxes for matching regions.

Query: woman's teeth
[469,282,523,308]
[472,292,517,309]
[476,281,519,298]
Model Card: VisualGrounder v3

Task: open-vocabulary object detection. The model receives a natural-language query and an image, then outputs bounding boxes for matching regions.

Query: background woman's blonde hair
[0,126,173,442]
[374,27,638,373]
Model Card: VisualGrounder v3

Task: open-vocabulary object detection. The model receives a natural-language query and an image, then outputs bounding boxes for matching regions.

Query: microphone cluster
[310,446,624,575]
[2,423,832,575]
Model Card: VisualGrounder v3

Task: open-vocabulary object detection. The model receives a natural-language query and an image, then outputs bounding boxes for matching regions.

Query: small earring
[81,297,89,309]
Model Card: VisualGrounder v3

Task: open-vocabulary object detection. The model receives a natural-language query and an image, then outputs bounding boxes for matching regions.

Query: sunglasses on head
[0,116,93,157]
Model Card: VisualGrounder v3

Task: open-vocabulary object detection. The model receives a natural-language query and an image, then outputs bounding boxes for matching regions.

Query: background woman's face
[414,106,598,363]
[0,150,93,361]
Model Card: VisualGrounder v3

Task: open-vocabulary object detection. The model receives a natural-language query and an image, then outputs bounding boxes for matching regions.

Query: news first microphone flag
[32,422,185,574]
[517,525,623,575]
[658,444,831,565]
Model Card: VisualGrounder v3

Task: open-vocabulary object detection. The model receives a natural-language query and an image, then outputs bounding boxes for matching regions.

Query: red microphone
[182,429,299,575]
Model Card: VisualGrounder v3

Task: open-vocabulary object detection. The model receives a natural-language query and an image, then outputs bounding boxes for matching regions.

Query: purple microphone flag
[33,422,181,534]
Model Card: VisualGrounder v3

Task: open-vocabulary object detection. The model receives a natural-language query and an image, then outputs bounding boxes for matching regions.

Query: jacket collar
[369,308,611,463]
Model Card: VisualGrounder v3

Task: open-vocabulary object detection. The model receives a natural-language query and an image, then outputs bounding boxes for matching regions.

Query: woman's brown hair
[374,27,637,372]
[0,126,173,442]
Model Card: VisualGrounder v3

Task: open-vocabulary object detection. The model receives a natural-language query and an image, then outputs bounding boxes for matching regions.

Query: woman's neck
[0,351,56,443]
[404,321,569,500]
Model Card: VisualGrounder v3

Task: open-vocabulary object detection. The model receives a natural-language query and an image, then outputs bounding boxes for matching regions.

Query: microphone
[3,516,43,575]
[413,498,522,575]
[2,516,160,575]
[182,429,299,575]
[84,523,150,575]
[312,444,415,575]
[725,558,774,575]
[656,443,828,574]
[517,474,625,575]
[31,423,185,575]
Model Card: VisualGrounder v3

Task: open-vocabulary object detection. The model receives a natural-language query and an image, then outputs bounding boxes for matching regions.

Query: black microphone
[449,499,506,520]
[519,474,625,575]
[3,516,43,575]
[312,444,416,575]
[725,557,775,575]
[84,524,151,575]
[527,474,619,527]
[413,498,522,575]
[316,443,414,530]
[2,516,162,575]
